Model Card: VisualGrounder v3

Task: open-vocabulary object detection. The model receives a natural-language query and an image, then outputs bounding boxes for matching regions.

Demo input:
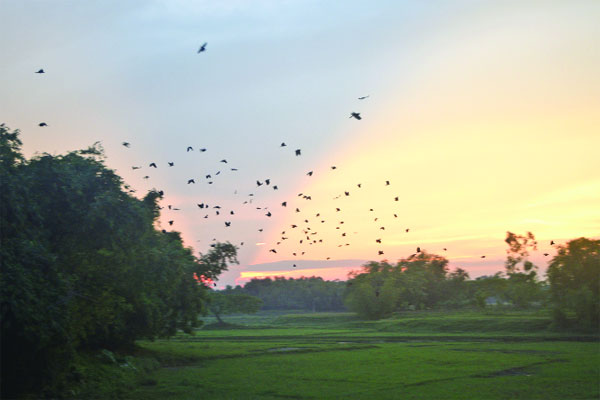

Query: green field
[77,311,599,399]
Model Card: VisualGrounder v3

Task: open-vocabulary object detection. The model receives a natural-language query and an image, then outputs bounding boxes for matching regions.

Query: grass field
[76,310,599,399]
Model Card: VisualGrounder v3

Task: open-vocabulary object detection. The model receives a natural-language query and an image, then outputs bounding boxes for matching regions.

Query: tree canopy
[0,125,236,397]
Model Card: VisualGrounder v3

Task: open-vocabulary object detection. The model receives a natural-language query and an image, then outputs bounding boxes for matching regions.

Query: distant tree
[240,276,346,311]
[472,273,508,309]
[503,231,543,308]
[344,261,400,319]
[547,238,600,331]
[208,292,263,324]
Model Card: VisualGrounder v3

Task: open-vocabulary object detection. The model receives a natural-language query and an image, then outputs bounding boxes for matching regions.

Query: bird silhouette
[280,142,287,147]
[331,166,337,170]
[378,251,384,255]
[281,202,287,207]
[187,179,195,184]
[350,112,362,120]
[132,166,141,170]
[307,171,313,176]
[550,240,555,245]
[149,163,157,168]
[481,255,486,258]
[168,220,174,226]
[198,42,207,53]
[225,222,231,227]
[38,122,48,127]
[122,142,130,147]
[35,69,45,74]
[376,239,382,243]
[358,95,369,100]
[417,247,421,253]
[187,146,193,152]
[200,148,207,152]
[220,159,228,163]
[168,162,174,166]
[543,253,550,256]
[256,180,263,186]
[405,228,410,233]
[386,181,390,186]
[295,149,301,156]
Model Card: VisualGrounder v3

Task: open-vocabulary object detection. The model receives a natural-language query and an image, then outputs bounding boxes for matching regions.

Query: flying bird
[35,69,45,74]
[378,251,384,255]
[550,240,555,245]
[280,142,287,147]
[417,247,421,253]
[220,159,228,163]
[168,220,174,226]
[38,122,48,127]
[295,149,301,156]
[281,202,287,207]
[168,162,174,166]
[349,112,362,120]
[358,95,369,100]
[481,255,486,258]
[307,171,313,176]
[187,146,193,152]
[200,148,207,152]
[187,179,195,184]
[122,142,130,147]
[198,42,207,53]
[225,222,231,227]
[132,166,141,170]
[149,163,157,168]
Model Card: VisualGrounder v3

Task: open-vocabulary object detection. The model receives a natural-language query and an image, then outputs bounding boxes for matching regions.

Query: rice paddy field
[77,311,599,399]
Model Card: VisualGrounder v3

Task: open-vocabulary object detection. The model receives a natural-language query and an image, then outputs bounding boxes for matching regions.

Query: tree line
[219,276,347,313]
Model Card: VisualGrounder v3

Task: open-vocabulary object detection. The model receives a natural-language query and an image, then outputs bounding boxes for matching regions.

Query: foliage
[208,292,263,323]
[547,237,600,331]
[0,125,233,397]
[503,231,544,308]
[344,252,472,319]
[236,276,346,312]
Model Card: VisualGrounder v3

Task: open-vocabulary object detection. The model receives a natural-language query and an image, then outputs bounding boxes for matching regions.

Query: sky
[1,0,599,288]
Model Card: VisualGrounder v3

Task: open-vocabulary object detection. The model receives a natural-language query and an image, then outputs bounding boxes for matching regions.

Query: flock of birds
[33,42,558,273]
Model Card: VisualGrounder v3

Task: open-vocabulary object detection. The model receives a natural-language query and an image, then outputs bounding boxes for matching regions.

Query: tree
[0,125,219,397]
[208,292,263,324]
[344,261,400,319]
[547,237,600,331]
[503,231,543,308]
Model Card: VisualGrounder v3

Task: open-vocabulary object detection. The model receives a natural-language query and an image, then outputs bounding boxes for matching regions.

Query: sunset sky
[2,0,599,288]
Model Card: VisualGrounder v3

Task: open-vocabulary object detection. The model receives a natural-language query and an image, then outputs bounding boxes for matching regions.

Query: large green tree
[0,125,226,397]
[547,237,600,331]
